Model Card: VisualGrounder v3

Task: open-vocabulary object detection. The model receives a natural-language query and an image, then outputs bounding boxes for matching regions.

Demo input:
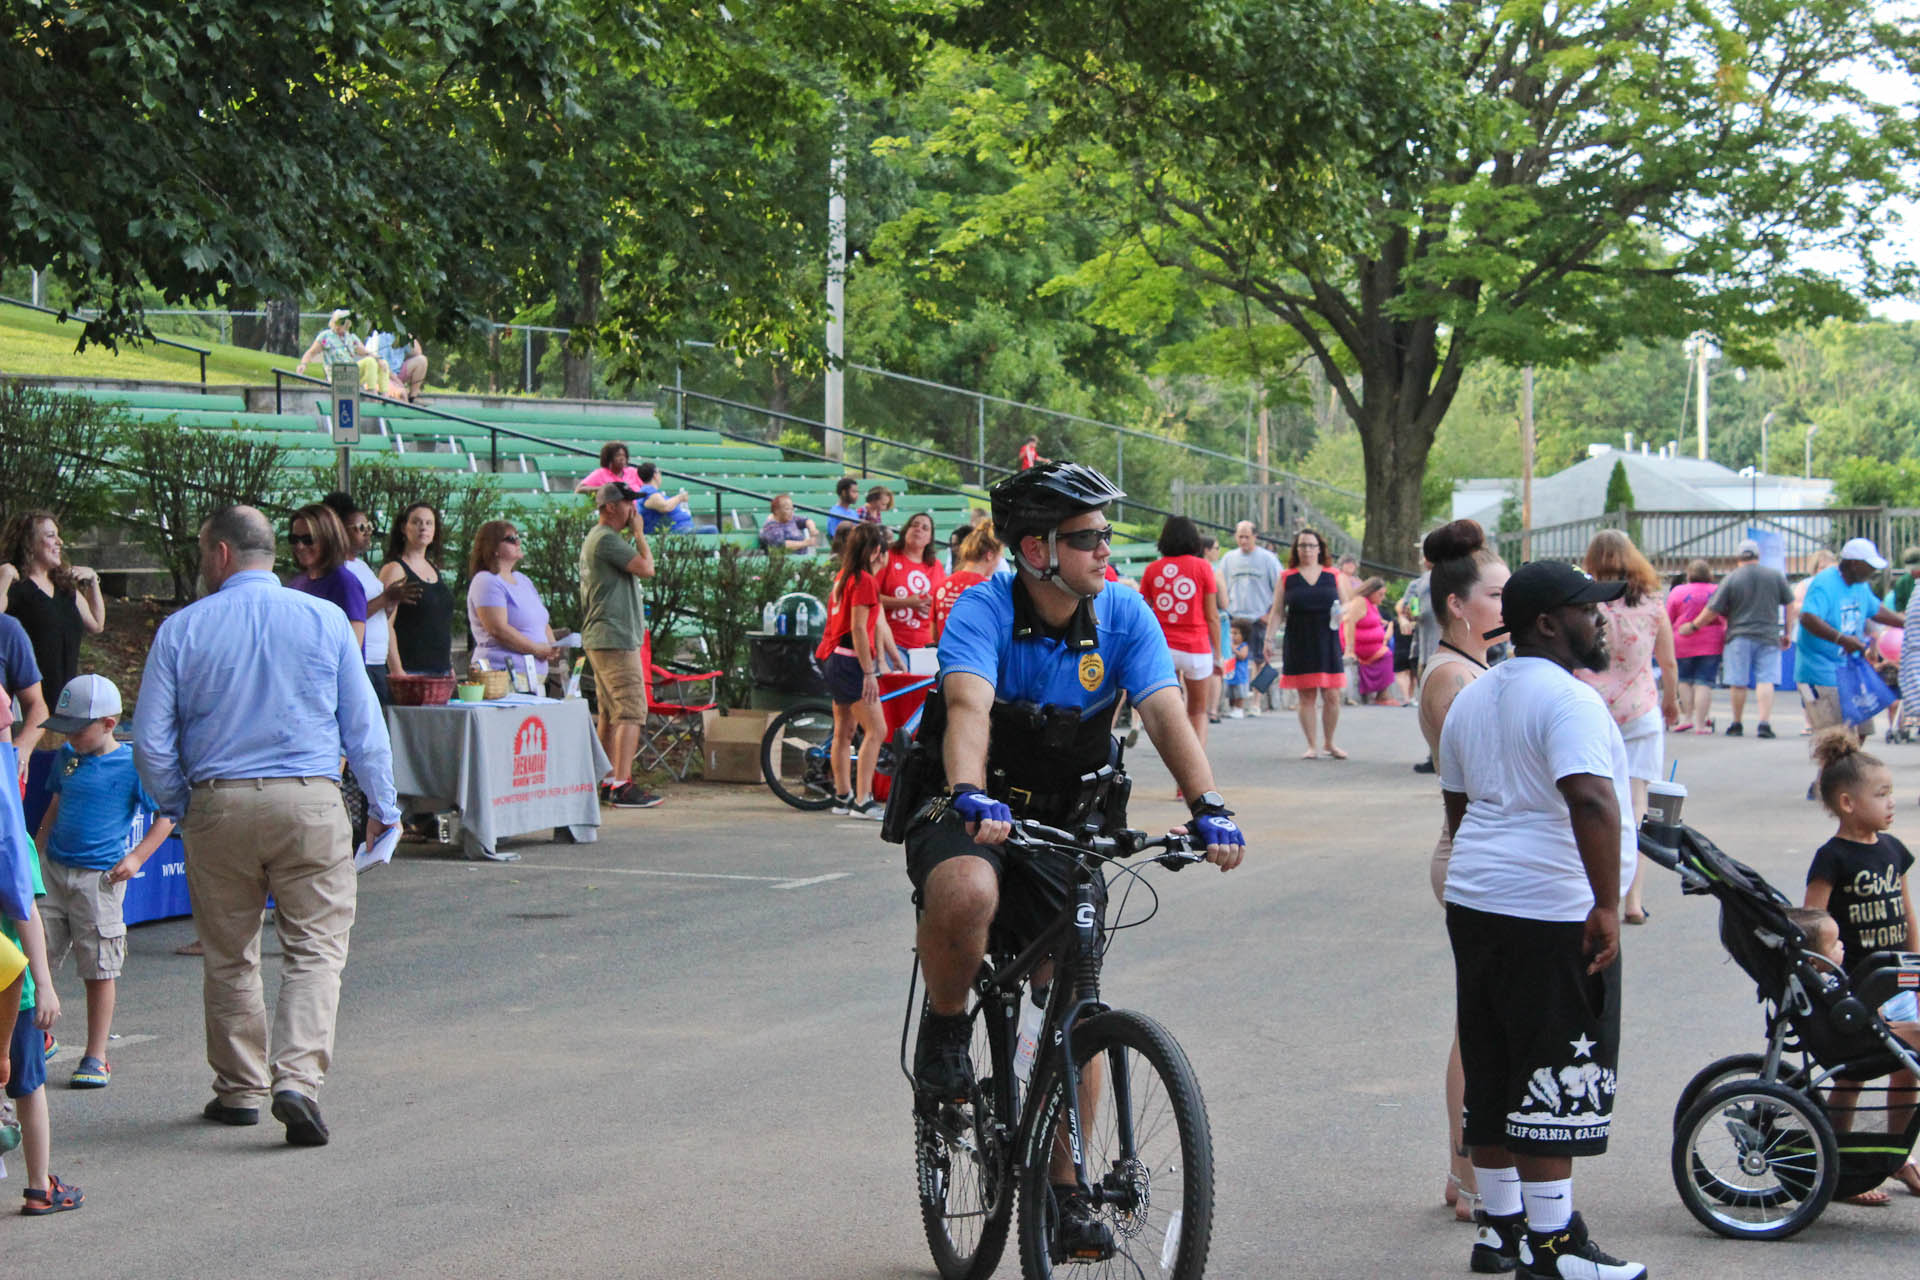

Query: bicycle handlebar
[1004,819,1208,870]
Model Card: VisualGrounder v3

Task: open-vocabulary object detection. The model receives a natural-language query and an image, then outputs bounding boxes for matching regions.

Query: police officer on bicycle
[897,462,1247,1250]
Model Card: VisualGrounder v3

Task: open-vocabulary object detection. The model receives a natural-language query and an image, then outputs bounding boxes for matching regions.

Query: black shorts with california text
[1447,902,1622,1156]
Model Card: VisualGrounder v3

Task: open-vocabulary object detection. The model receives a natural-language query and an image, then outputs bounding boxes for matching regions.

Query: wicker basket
[389,674,457,706]
[475,669,511,699]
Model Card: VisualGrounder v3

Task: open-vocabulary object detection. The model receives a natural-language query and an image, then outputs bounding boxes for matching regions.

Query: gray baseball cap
[44,673,123,733]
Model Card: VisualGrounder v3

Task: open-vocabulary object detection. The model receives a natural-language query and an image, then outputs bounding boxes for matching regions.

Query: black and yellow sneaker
[1471,1210,1527,1274]
[1523,1213,1646,1280]
[913,1011,975,1105]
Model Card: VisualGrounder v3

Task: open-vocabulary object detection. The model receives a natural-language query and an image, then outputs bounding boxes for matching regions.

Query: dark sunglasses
[288,533,316,547]
[1058,526,1115,551]
[348,523,371,534]
[499,534,521,544]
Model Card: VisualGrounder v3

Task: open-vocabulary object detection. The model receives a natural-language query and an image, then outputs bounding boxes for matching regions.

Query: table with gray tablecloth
[384,698,612,861]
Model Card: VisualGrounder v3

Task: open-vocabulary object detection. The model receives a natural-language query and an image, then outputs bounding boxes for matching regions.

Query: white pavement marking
[500,863,850,890]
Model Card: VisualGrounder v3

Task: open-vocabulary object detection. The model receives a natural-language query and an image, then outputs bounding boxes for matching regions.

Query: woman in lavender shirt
[466,520,559,679]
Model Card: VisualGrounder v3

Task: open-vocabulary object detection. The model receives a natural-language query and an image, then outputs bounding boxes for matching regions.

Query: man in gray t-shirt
[1678,539,1795,737]
[1221,522,1283,698]
[1399,567,1441,671]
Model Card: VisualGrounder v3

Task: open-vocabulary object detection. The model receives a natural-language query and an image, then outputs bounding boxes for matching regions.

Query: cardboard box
[702,710,771,784]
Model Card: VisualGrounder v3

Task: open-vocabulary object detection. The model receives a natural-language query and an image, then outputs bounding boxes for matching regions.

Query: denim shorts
[1675,654,1721,686]
[1722,635,1782,688]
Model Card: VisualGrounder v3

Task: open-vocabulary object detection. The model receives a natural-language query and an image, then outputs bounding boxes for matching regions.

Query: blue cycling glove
[950,785,1012,827]
[1192,809,1243,848]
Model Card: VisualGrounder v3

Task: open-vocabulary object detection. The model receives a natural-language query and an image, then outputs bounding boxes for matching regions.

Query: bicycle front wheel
[760,700,840,810]
[1017,1009,1213,1279]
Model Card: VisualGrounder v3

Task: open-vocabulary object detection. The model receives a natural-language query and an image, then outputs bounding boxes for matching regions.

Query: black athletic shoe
[1050,1187,1117,1263]
[1723,721,1743,737]
[1413,759,1437,774]
[1522,1213,1646,1280]
[1756,722,1776,739]
[1471,1210,1528,1274]
[913,1011,975,1104]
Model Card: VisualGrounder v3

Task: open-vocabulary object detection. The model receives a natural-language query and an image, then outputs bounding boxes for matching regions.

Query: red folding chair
[638,632,722,781]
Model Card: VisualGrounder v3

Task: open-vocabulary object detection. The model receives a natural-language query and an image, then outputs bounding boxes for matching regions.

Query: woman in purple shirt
[285,504,367,652]
[467,520,558,679]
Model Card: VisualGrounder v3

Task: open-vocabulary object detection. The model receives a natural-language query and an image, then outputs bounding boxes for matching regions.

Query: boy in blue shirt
[34,675,173,1091]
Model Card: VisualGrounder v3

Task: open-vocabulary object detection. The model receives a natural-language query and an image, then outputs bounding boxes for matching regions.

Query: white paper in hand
[555,632,583,648]
[353,824,402,874]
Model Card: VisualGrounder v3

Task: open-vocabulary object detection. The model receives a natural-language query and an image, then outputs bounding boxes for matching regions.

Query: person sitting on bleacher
[759,494,819,555]
[573,442,643,494]
[634,462,718,536]
[295,309,385,395]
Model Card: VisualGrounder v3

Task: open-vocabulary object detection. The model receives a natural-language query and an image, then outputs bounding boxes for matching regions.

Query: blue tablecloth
[25,749,190,926]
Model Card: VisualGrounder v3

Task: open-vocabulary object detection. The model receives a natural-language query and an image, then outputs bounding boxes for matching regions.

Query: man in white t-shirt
[1437,560,1644,1280]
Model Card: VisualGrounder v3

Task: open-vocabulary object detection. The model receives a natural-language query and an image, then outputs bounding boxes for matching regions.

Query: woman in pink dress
[1342,577,1399,704]
[1578,529,1680,924]
[1665,558,1725,735]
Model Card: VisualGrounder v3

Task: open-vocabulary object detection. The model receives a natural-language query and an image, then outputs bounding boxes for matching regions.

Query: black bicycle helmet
[990,461,1125,545]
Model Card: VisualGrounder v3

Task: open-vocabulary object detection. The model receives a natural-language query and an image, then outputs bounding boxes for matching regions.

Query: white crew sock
[1474,1165,1522,1217]
[1522,1177,1574,1233]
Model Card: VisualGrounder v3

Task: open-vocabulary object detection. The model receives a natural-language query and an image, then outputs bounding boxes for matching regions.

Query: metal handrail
[272,368,841,532]
[662,386,1012,481]
[1,294,210,386]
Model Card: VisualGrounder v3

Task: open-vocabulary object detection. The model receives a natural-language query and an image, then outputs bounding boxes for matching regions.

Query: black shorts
[824,653,865,704]
[1447,903,1622,1156]
[905,805,1105,951]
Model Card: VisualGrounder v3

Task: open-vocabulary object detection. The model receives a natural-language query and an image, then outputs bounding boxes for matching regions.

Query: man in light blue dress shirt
[134,506,398,1148]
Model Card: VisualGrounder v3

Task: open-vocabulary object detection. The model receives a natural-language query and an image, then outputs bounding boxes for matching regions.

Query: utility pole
[1687,331,1714,460]
[1520,366,1536,561]
[823,103,847,463]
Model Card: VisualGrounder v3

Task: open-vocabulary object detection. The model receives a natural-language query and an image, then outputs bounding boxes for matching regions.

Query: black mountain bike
[904,819,1215,1279]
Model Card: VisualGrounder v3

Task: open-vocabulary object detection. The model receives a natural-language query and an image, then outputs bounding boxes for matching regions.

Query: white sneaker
[850,798,885,821]
[831,794,852,815]
[1523,1214,1645,1280]
[1227,708,1245,719]
[1245,703,1262,717]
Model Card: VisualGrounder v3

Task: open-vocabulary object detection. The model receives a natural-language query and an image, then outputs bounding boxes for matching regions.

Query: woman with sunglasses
[467,521,559,683]
[285,504,367,652]
[1265,527,1347,759]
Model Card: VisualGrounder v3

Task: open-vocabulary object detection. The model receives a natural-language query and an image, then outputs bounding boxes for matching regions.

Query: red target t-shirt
[814,570,881,662]
[881,551,946,649]
[931,570,988,642]
[1142,555,1217,654]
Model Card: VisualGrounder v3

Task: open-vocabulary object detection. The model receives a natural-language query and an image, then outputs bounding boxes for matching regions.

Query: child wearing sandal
[1802,729,1920,1203]
[34,675,172,1091]
[3,783,80,1214]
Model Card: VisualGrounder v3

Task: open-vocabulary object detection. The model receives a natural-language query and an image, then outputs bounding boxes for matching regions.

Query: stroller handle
[1637,822,1683,872]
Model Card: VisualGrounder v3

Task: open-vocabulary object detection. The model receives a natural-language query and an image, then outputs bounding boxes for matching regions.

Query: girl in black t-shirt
[1803,728,1920,1200]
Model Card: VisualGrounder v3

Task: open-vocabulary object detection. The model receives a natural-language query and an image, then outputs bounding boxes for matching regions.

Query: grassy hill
[0,306,292,383]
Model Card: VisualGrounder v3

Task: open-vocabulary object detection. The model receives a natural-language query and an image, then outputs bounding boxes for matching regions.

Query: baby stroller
[1641,809,1920,1239]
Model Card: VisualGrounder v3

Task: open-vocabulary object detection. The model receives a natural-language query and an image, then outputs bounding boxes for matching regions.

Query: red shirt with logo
[1017,441,1040,469]
[1142,555,1217,654]
[815,570,882,662]
[931,570,988,643]
[881,552,946,648]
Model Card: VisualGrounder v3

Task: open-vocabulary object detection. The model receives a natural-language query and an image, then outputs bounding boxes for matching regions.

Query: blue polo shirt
[938,574,1179,716]
[1796,566,1884,686]
[45,742,155,871]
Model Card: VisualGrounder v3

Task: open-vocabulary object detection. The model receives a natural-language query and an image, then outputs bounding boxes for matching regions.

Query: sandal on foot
[1842,1186,1891,1206]
[1896,1162,1920,1196]
[1624,907,1651,925]
[21,1174,82,1215]
[1327,746,1349,760]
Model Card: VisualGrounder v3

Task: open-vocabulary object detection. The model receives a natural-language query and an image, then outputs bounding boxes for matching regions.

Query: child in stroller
[1800,728,1920,1202]
[1642,783,1920,1238]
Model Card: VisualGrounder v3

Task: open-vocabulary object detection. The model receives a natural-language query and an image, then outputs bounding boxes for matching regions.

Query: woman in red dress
[880,512,946,655]
[1142,516,1223,752]
[814,523,902,818]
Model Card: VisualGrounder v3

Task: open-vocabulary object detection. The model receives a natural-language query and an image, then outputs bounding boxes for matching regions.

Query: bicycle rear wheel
[760,700,845,810]
[1017,1009,1213,1279]
[917,999,1015,1280]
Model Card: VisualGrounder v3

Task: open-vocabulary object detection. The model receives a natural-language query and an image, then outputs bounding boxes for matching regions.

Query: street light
[1805,424,1819,479]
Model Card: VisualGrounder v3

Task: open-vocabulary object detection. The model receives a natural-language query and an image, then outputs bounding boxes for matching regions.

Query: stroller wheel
[1671,1054,1769,1132]
[1674,1079,1838,1239]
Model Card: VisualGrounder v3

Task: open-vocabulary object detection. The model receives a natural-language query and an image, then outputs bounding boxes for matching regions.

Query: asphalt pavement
[9,697,1920,1277]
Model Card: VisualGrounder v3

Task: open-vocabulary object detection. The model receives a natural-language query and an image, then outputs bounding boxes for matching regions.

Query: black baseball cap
[595,480,643,506]
[1485,560,1627,641]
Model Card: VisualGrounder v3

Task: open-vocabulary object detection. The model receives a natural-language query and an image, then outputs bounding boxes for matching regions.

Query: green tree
[926,0,1920,564]
[1604,460,1636,515]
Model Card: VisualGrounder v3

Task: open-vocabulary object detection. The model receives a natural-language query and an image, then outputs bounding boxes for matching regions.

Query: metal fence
[1494,508,1920,576]
[1169,480,1367,566]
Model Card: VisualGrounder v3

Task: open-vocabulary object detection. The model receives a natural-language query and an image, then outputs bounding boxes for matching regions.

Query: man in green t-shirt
[580,482,662,809]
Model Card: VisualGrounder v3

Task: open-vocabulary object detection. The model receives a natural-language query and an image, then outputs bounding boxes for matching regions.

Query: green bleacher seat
[387,451,476,471]
[116,407,326,432]
[489,472,548,492]
[51,387,249,412]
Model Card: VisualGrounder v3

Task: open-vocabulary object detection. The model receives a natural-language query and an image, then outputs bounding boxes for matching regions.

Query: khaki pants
[183,778,356,1106]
